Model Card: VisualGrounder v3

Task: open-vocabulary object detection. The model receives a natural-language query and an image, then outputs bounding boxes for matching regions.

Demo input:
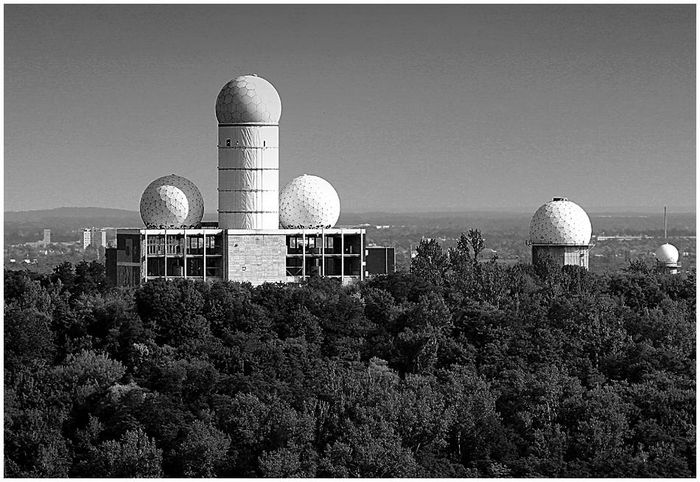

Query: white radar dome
[216,75,282,125]
[655,243,679,264]
[279,174,341,229]
[529,197,592,245]
[140,174,204,228]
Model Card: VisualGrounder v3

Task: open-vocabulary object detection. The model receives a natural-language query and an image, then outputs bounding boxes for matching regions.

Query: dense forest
[4,231,696,477]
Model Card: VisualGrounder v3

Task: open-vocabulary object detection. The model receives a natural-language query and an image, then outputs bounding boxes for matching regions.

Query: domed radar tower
[140,174,204,228]
[528,197,592,269]
[216,75,282,229]
[279,174,341,229]
[656,206,680,274]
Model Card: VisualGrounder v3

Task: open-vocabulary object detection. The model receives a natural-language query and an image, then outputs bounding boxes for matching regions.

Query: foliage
[3,246,696,477]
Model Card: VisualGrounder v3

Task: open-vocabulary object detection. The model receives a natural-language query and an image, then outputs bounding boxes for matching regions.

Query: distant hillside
[5,207,695,244]
[4,208,143,244]
[5,207,140,223]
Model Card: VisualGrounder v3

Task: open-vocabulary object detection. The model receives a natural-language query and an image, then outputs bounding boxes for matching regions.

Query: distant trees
[4,249,696,477]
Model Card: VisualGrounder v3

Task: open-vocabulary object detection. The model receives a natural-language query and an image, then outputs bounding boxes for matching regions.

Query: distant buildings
[82,227,107,250]
[655,243,680,274]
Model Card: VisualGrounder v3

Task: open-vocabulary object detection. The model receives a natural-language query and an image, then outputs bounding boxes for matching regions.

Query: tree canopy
[4,240,696,477]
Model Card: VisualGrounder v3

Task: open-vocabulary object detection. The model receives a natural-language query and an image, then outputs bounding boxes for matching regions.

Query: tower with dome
[528,197,593,269]
[106,74,394,287]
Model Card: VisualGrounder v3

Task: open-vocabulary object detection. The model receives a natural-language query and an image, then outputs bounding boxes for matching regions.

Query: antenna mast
[663,206,667,241]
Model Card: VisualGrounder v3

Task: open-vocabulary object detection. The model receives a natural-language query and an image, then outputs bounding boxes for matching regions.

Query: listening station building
[528,197,593,269]
[107,75,378,287]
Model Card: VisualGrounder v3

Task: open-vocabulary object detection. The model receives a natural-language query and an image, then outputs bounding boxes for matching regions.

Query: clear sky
[4,5,695,213]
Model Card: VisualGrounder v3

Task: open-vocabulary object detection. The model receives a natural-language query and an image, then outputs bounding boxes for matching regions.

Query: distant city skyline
[4,5,695,213]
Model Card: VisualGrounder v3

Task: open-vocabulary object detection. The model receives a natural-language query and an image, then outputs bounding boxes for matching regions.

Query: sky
[4,4,695,213]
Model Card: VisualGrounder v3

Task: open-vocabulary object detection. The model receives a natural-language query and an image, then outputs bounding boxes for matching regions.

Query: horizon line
[5,205,697,215]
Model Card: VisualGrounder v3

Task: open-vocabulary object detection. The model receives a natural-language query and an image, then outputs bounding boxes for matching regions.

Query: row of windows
[146,257,223,278]
[285,256,362,277]
[146,235,222,255]
[286,235,361,255]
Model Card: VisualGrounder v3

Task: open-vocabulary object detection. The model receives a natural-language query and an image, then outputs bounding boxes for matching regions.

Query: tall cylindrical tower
[216,75,282,230]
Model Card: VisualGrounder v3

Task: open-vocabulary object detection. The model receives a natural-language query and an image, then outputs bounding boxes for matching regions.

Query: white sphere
[655,243,679,264]
[140,174,204,228]
[529,197,592,245]
[215,75,282,124]
[279,175,340,229]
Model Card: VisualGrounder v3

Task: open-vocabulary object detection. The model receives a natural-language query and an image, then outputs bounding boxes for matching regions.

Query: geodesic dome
[279,174,340,229]
[655,243,679,264]
[529,197,592,245]
[215,75,282,124]
[140,174,204,228]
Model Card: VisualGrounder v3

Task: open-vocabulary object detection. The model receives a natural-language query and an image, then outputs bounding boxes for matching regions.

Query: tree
[134,279,209,346]
[73,260,107,295]
[52,349,126,406]
[175,419,231,477]
[4,306,55,370]
[411,238,449,287]
[88,427,163,477]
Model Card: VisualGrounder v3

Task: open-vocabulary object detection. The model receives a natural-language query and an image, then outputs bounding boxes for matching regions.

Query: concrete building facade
[108,227,366,286]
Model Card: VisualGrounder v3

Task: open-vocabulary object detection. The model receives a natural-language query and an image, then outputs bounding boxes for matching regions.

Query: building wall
[532,245,589,269]
[82,228,107,249]
[226,233,287,284]
[94,230,107,249]
[110,228,365,287]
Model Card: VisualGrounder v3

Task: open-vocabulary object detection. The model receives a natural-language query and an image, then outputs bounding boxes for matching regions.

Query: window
[187,235,204,255]
[166,235,183,255]
[287,236,303,254]
[187,257,203,277]
[206,257,223,278]
[147,235,165,255]
[206,234,222,254]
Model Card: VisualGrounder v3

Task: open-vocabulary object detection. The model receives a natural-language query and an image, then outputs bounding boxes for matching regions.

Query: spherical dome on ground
[216,75,282,124]
[529,197,592,245]
[279,175,340,229]
[140,174,204,228]
[655,243,679,264]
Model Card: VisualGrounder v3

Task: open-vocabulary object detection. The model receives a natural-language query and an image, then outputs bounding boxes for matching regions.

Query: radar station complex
[107,76,382,287]
[106,75,679,286]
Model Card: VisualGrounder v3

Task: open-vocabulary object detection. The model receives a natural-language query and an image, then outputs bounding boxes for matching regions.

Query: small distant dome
[279,175,340,229]
[529,197,592,245]
[655,243,679,264]
[140,174,204,228]
[215,75,282,124]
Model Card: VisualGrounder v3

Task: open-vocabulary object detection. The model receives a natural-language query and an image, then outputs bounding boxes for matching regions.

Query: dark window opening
[206,257,223,278]
[187,257,203,277]
[147,257,165,277]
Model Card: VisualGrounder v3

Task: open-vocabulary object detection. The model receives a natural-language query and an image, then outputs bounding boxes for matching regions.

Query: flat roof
[117,227,365,235]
